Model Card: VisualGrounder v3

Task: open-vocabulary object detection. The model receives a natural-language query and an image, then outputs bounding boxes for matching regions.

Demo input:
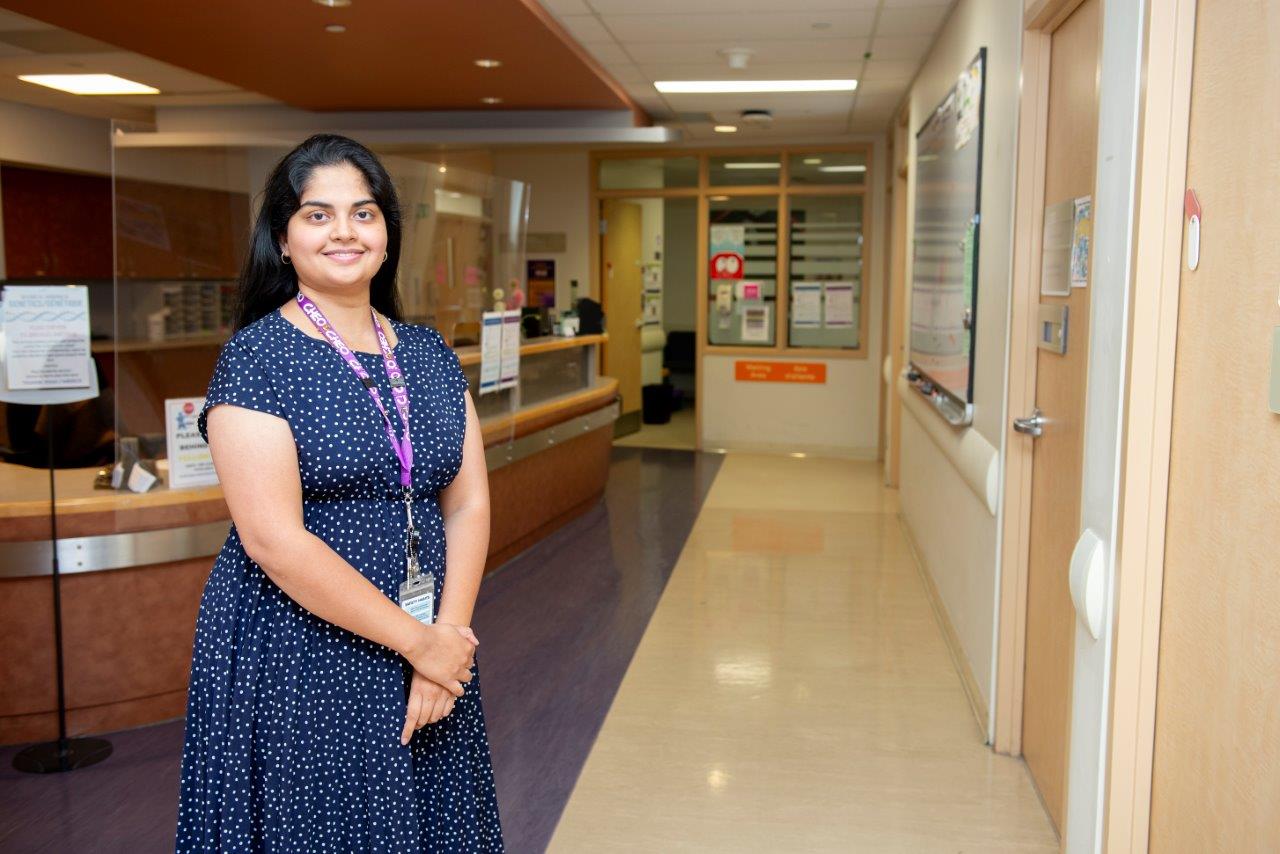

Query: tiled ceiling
[538,0,955,139]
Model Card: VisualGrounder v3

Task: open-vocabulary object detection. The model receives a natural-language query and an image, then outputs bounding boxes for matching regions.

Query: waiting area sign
[734,360,827,384]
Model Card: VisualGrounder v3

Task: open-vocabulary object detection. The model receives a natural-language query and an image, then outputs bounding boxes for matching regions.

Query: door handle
[1013,408,1046,437]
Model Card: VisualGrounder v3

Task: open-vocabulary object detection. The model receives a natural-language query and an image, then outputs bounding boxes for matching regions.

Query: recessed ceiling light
[803,157,822,165]
[18,74,159,95]
[714,125,738,133]
[325,24,346,33]
[655,79,856,94]
[474,59,502,69]
[819,165,867,173]
[723,162,781,170]
[481,96,503,105]
[313,0,351,7]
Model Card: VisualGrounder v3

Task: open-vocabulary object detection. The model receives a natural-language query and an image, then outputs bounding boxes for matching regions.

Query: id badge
[399,572,436,625]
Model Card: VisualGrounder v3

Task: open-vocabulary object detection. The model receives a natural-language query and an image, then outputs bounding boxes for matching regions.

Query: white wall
[897,0,1022,717]
[699,135,887,458]
[491,149,590,311]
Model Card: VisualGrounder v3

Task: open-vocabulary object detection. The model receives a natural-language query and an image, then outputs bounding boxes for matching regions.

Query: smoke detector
[739,109,773,128]
[718,47,755,70]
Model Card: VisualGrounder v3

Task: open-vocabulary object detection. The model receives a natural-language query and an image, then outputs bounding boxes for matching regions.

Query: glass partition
[787,194,864,349]
[597,156,698,190]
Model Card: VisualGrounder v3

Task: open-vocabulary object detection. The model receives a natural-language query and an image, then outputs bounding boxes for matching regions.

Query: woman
[177,134,503,851]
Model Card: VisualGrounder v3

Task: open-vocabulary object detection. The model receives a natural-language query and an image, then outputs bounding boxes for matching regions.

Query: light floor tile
[549,454,1056,853]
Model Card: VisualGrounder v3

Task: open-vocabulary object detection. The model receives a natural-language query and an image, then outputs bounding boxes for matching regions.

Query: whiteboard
[909,49,986,406]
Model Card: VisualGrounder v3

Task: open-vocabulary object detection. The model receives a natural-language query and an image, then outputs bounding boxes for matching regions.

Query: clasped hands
[400,622,479,746]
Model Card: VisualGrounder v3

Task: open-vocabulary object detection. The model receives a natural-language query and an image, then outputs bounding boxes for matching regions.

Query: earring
[281,251,291,265]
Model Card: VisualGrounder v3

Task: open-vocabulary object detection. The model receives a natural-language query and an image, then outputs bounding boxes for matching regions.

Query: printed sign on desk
[2,285,92,390]
[499,310,521,391]
[479,311,502,395]
[166,397,218,489]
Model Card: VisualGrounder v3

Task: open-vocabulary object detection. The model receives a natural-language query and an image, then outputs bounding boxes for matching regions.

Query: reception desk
[0,334,615,745]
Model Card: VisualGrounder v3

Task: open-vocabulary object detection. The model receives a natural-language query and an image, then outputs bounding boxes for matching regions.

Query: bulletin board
[909,48,986,408]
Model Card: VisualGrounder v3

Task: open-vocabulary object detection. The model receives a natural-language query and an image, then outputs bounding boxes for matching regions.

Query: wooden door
[601,199,643,428]
[1149,1,1280,848]
[1020,0,1101,834]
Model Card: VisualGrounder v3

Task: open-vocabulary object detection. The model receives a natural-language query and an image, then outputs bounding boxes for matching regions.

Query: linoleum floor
[548,453,1058,853]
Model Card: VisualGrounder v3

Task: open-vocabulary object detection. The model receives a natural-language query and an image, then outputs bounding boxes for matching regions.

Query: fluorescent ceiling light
[723,162,780,169]
[803,157,822,165]
[818,165,867,173]
[313,0,351,7]
[18,74,159,95]
[481,96,503,105]
[325,24,346,33]
[655,79,856,94]
[474,59,502,68]
[713,125,738,133]
[709,195,731,201]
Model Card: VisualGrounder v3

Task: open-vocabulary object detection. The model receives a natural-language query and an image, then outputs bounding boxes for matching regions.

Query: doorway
[601,195,698,450]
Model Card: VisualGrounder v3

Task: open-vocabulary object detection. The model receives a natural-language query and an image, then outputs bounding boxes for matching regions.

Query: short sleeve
[430,327,470,401]
[198,340,286,443]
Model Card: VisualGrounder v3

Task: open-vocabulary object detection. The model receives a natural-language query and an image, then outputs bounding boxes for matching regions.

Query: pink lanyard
[296,293,413,489]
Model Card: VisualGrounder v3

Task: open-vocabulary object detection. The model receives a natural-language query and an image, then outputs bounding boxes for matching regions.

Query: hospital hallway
[0,448,1056,852]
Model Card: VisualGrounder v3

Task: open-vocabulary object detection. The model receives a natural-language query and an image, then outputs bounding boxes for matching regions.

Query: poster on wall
[166,397,218,489]
[823,282,856,328]
[955,54,984,150]
[709,224,746,280]
[2,285,93,391]
[1070,195,1093,288]
[791,282,822,328]
[527,259,556,308]
[741,305,770,343]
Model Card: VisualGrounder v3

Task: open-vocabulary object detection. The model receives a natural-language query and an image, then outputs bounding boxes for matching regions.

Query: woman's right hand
[403,623,478,696]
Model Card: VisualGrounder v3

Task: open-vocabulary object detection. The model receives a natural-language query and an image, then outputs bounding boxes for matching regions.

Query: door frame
[994,0,1198,848]
[1102,1,1197,850]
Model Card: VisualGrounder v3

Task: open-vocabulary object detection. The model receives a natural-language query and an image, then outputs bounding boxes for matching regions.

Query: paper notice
[2,285,92,391]
[479,311,502,395]
[742,305,770,343]
[791,282,823,329]
[499,310,521,391]
[823,282,856,328]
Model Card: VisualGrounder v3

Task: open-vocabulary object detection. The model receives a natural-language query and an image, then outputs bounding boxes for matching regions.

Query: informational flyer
[1070,195,1093,288]
[791,282,823,329]
[165,397,218,489]
[499,310,521,391]
[954,54,984,150]
[742,305,771,343]
[479,311,503,395]
[1040,199,1075,297]
[823,282,856,328]
[2,285,92,390]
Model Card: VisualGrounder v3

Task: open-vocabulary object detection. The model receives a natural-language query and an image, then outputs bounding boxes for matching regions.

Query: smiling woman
[177,134,505,852]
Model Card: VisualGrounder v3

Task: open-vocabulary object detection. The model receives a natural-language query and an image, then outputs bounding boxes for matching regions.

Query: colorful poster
[527,259,556,308]
[955,54,983,150]
[1070,195,1093,288]
[709,224,746,280]
[2,285,92,390]
[166,397,218,489]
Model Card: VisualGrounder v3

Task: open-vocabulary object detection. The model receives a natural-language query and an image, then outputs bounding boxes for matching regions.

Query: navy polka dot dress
[176,307,503,852]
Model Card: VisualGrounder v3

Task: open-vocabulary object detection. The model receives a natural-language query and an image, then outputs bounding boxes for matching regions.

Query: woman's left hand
[401,670,459,745]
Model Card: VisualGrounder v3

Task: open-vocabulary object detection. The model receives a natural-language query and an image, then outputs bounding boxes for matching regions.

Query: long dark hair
[233,134,403,330]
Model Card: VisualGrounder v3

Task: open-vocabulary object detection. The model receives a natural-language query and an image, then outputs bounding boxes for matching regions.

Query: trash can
[642,383,673,425]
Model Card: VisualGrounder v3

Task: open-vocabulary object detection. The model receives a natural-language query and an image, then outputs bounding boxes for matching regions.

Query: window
[598,157,698,190]
[787,195,864,349]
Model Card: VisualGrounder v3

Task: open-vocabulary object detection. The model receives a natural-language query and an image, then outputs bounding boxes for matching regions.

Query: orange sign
[734,360,827,384]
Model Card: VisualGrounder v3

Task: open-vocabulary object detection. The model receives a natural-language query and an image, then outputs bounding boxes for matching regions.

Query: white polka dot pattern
[176,308,504,852]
